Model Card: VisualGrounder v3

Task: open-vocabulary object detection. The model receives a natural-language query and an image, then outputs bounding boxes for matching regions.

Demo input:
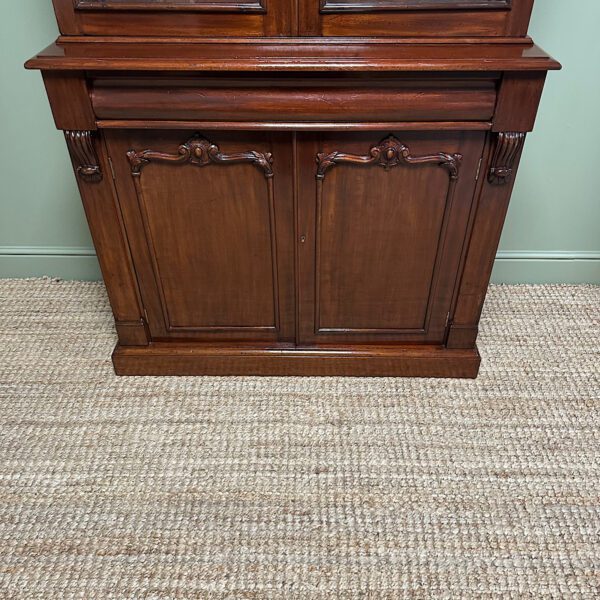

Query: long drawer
[91,75,498,122]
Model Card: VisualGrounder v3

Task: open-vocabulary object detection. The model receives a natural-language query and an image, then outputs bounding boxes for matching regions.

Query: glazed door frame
[74,0,266,11]
[104,129,296,344]
[52,0,532,36]
[298,0,533,36]
[52,0,292,36]
[296,130,487,346]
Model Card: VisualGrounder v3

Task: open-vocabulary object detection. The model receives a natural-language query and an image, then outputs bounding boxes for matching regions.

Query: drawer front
[91,76,497,123]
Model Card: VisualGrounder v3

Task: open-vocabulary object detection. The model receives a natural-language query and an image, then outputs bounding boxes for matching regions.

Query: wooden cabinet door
[52,0,291,36]
[105,130,295,343]
[299,0,533,36]
[296,131,486,346]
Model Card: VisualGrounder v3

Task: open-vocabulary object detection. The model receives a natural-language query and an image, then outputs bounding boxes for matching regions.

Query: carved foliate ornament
[127,134,274,178]
[316,135,462,180]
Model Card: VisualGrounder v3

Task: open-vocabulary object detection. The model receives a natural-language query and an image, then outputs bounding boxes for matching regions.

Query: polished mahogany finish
[51,0,533,37]
[297,131,481,346]
[29,39,559,72]
[27,0,559,376]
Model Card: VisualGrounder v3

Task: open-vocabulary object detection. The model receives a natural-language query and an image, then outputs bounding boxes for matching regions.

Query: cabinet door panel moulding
[320,0,511,14]
[75,0,267,12]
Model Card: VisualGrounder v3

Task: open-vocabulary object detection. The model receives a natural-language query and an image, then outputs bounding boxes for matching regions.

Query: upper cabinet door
[299,0,533,37]
[75,0,265,10]
[296,131,486,346]
[52,0,292,36]
[320,0,510,10]
[53,0,532,36]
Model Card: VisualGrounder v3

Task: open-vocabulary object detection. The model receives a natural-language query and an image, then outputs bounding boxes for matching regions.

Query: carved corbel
[488,132,526,185]
[64,130,103,183]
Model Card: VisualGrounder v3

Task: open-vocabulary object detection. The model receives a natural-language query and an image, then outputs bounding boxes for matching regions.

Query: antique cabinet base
[112,343,481,378]
[28,0,559,379]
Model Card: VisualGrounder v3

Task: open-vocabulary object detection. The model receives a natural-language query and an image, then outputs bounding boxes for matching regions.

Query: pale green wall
[493,0,600,283]
[0,0,598,283]
[0,0,99,279]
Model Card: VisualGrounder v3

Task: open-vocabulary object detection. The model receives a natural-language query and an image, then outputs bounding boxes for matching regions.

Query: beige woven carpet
[0,279,599,599]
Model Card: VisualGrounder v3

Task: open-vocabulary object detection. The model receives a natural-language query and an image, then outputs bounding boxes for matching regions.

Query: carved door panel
[296,131,486,346]
[105,130,295,343]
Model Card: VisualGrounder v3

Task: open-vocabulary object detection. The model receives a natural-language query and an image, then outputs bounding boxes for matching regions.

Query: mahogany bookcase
[26,0,560,376]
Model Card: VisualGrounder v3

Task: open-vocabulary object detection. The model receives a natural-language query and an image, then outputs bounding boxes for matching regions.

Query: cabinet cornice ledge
[25,41,562,73]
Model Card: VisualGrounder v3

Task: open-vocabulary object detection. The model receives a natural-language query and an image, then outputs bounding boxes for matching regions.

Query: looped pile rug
[0,279,598,598]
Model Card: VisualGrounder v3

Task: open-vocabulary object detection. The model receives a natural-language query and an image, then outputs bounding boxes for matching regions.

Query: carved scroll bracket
[488,132,526,185]
[64,130,103,183]
[316,135,462,180]
[127,134,274,179]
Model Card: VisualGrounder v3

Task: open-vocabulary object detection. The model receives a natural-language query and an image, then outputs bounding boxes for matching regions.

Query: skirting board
[0,247,598,284]
[0,247,102,281]
[492,251,600,284]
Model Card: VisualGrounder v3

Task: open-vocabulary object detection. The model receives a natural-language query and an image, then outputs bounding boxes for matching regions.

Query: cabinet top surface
[26,38,560,73]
